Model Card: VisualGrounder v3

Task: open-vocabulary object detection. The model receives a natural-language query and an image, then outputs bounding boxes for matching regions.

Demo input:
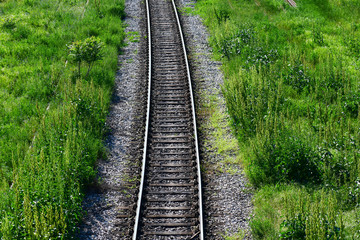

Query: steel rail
[132,0,204,238]
[132,0,152,237]
[171,0,204,239]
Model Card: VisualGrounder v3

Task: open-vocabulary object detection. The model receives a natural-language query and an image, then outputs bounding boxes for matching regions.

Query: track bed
[132,0,203,239]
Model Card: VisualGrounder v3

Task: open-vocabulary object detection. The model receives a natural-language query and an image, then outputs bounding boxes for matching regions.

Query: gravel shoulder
[176,0,253,238]
[77,0,253,238]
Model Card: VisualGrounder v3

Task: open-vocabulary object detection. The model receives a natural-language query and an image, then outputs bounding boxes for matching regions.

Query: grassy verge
[0,0,125,238]
[198,93,241,173]
[195,0,360,238]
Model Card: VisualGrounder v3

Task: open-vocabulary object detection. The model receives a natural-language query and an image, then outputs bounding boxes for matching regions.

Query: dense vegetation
[0,0,125,238]
[196,0,360,238]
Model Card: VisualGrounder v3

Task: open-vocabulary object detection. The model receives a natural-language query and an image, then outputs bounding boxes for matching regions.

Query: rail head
[171,1,204,239]
[132,0,151,238]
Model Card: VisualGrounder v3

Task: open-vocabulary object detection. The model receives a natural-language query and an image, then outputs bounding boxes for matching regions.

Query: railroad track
[132,0,204,238]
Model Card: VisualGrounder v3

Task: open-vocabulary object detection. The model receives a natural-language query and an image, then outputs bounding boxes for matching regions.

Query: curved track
[132,0,204,239]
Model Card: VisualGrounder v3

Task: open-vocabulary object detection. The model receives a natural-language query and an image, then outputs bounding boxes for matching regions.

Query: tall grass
[0,0,125,238]
[251,185,345,239]
[196,0,360,238]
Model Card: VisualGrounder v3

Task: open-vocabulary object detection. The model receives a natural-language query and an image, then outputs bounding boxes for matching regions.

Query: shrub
[212,1,230,24]
[284,62,312,93]
[216,27,256,59]
[312,25,325,46]
[67,36,104,78]
[1,15,16,29]
[262,0,287,13]
[214,8,230,24]
[280,190,343,240]
[222,67,282,140]
[342,90,360,117]
[216,27,279,67]
[249,132,322,185]
[280,213,306,239]
[245,47,279,68]
[347,178,360,206]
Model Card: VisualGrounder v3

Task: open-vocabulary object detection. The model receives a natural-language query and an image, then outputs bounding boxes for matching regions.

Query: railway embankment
[196,0,360,238]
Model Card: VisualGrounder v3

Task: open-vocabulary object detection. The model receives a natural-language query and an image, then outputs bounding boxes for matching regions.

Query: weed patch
[0,0,125,238]
[196,0,360,238]
[250,131,322,186]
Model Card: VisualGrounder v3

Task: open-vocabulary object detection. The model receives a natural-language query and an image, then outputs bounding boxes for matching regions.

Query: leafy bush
[312,26,325,46]
[285,62,312,93]
[217,27,256,59]
[1,15,16,29]
[214,8,230,24]
[342,90,360,117]
[347,178,360,206]
[245,47,279,67]
[216,27,279,67]
[211,0,231,24]
[223,66,285,141]
[250,132,322,185]
[67,36,104,78]
[345,33,360,57]
[280,213,306,239]
[281,212,341,239]
[262,0,287,13]
[279,189,344,240]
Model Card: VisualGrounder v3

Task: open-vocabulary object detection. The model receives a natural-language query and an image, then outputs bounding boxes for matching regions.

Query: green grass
[198,92,242,174]
[0,0,125,238]
[196,0,360,238]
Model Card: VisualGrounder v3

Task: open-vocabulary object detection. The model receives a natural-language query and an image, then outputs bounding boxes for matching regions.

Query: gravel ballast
[176,0,253,238]
[78,0,253,238]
